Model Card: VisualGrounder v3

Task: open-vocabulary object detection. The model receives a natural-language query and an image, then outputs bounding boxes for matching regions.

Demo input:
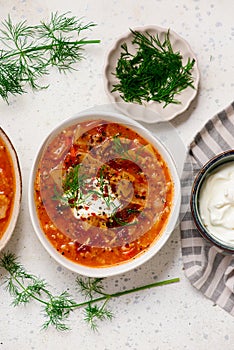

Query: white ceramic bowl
[28,111,181,277]
[0,128,22,252]
[191,150,234,253]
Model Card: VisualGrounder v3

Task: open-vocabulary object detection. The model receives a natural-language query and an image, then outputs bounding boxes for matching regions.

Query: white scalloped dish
[104,26,199,123]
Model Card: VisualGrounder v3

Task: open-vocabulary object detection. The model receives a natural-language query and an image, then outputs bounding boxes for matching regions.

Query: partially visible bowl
[191,150,234,253]
[0,128,22,252]
[28,111,181,277]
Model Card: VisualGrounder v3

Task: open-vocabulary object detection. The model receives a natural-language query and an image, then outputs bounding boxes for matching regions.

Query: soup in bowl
[29,112,181,277]
[0,128,22,251]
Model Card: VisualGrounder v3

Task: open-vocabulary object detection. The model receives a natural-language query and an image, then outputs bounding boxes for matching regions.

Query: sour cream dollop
[199,162,234,245]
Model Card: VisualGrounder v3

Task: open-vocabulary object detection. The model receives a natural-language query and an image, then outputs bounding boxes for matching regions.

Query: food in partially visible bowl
[0,128,22,251]
[29,112,181,277]
[191,150,234,253]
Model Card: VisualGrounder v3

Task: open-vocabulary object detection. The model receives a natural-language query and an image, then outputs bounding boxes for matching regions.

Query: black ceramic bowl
[190,150,234,253]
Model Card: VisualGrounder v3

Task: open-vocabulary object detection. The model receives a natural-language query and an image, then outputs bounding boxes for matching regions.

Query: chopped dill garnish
[111,29,195,107]
[56,164,116,211]
[62,164,88,207]
[112,135,134,161]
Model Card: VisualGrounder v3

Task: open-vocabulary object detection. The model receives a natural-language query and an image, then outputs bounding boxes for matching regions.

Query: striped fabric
[180,101,234,315]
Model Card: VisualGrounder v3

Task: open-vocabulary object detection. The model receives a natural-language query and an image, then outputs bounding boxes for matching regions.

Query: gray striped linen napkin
[180,101,234,316]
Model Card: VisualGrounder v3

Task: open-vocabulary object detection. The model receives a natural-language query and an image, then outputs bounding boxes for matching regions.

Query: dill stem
[11,275,179,310]
[1,40,101,61]
[11,275,49,306]
[69,277,180,309]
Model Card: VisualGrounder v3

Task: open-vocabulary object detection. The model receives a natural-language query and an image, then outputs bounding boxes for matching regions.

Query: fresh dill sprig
[78,277,113,331]
[0,12,100,102]
[84,300,113,331]
[112,29,195,107]
[0,252,76,331]
[0,252,180,331]
[42,291,77,331]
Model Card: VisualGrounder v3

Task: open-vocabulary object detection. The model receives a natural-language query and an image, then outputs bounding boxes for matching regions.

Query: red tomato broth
[34,120,174,268]
[0,136,16,238]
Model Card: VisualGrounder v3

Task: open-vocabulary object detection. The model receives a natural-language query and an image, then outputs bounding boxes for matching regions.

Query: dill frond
[0,12,100,102]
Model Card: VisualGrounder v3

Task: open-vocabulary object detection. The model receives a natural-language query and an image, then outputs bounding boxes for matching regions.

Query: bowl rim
[28,110,181,277]
[190,149,234,253]
[0,128,22,251]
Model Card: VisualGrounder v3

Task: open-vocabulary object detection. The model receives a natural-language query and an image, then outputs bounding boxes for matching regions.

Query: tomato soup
[0,136,16,238]
[34,120,174,268]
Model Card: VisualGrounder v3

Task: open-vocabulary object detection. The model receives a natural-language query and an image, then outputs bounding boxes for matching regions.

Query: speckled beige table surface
[1,1,234,349]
